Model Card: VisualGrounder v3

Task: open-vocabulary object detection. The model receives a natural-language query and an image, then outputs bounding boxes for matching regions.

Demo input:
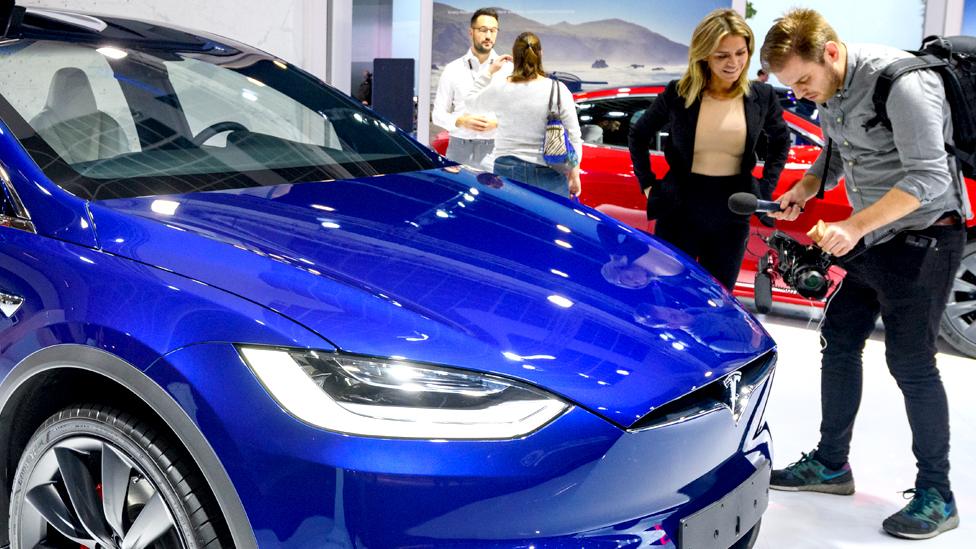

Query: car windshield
[777,88,820,123]
[0,40,439,200]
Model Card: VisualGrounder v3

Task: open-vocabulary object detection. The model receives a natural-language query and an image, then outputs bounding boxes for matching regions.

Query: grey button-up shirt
[808,43,970,246]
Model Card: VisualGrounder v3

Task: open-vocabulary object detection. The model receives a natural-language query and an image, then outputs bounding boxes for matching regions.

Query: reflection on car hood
[91,168,774,427]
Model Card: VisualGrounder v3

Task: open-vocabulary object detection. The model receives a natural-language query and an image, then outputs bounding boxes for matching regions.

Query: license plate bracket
[678,463,770,549]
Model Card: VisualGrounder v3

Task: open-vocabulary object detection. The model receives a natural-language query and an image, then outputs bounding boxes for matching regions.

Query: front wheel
[940,240,976,358]
[9,405,227,549]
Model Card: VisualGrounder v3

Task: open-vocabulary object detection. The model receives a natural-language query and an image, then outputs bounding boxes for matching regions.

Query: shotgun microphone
[727,192,787,215]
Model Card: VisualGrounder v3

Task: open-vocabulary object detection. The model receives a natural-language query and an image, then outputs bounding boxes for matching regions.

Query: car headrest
[581,124,603,144]
[45,67,99,121]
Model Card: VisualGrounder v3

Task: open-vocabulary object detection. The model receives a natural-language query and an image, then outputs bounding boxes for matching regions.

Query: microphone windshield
[728,192,759,215]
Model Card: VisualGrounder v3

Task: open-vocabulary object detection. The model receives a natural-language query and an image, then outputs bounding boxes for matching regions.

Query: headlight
[238,346,569,439]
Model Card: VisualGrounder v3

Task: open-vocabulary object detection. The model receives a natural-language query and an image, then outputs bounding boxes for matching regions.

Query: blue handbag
[542,79,579,170]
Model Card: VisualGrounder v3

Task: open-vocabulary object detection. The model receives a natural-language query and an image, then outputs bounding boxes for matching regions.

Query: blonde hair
[760,8,839,72]
[510,32,546,83]
[677,8,754,108]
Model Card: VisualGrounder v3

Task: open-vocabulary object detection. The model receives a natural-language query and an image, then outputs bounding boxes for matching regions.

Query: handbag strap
[547,78,560,118]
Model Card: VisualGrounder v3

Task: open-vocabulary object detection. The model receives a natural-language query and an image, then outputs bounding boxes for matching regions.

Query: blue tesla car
[0,4,775,548]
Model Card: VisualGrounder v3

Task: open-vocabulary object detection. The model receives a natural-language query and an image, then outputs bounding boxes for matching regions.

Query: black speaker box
[371,58,415,132]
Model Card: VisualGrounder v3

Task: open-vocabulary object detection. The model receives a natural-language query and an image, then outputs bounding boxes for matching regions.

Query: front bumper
[151,343,775,547]
[679,463,769,548]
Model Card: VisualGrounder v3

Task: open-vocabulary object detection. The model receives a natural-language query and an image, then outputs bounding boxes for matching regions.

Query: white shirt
[432,49,511,140]
[465,71,582,169]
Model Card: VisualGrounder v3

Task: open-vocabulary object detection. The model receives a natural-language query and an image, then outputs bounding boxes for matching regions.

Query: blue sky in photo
[748,0,926,86]
[749,0,925,51]
[964,0,976,36]
[441,0,730,44]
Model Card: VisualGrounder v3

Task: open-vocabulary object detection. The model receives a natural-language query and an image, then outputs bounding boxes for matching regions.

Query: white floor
[755,313,975,548]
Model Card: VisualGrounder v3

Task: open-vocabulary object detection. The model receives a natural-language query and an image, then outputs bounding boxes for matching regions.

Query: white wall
[353,0,393,62]
[21,0,315,74]
[391,0,421,62]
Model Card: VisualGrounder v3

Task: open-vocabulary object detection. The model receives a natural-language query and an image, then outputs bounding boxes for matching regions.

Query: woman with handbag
[464,31,582,198]
[627,8,791,290]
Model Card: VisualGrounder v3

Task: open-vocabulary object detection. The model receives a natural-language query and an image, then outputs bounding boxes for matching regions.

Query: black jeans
[817,222,965,495]
[654,173,752,290]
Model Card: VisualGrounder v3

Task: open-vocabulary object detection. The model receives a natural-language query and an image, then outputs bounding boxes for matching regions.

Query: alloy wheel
[17,436,185,549]
[941,241,976,358]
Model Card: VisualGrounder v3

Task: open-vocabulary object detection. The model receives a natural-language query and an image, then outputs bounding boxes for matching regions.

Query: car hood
[91,168,774,427]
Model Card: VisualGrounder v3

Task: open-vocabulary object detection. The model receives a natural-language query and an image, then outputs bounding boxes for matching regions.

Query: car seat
[30,67,130,164]
[581,124,604,144]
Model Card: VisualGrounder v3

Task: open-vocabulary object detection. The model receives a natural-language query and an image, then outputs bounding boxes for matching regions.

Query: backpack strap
[947,141,976,173]
[863,55,948,132]
[817,137,832,199]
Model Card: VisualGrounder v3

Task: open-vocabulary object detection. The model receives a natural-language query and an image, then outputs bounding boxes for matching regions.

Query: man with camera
[760,8,968,541]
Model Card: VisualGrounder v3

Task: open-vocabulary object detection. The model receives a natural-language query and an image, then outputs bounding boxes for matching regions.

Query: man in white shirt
[432,7,509,166]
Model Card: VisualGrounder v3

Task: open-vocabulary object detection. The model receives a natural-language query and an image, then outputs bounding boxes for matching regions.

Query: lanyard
[465,56,495,83]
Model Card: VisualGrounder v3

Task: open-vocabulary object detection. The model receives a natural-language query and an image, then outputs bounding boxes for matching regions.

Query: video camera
[754,231,835,313]
[724,192,837,313]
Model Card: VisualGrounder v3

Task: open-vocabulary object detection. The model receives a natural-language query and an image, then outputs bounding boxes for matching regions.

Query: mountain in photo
[433,3,688,67]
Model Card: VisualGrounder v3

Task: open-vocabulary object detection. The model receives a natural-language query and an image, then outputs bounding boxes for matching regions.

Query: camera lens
[795,269,828,299]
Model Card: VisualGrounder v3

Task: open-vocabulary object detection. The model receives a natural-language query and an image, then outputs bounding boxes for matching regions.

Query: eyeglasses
[472,27,499,34]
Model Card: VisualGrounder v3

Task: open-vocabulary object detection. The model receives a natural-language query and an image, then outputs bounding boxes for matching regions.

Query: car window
[577,96,658,149]
[789,129,820,147]
[167,58,340,149]
[777,88,820,123]
[0,40,439,200]
[0,42,141,158]
[755,125,822,161]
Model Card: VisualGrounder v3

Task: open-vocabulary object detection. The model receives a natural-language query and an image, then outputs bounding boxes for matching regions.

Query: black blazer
[628,80,791,215]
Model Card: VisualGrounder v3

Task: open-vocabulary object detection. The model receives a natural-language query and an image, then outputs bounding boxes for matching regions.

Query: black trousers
[817,222,965,495]
[654,173,752,290]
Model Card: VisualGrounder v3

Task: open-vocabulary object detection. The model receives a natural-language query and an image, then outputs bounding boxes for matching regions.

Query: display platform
[758,315,973,547]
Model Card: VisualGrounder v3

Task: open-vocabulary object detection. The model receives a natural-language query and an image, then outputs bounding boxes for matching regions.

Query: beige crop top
[691,94,746,176]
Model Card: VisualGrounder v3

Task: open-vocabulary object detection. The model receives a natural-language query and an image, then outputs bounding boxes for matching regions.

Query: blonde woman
[465,32,582,198]
[627,8,790,289]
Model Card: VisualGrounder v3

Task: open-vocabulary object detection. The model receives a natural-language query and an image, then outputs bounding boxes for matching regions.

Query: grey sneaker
[769,451,855,495]
[883,487,960,540]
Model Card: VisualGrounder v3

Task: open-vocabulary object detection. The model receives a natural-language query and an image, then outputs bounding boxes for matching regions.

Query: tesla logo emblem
[723,372,742,420]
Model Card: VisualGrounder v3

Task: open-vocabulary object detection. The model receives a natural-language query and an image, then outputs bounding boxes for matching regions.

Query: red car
[431,85,976,358]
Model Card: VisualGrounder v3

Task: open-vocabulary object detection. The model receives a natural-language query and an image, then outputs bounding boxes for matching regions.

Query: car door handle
[0,291,23,318]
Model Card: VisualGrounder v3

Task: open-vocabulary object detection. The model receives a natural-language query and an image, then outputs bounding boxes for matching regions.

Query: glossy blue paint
[92,169,772,425]
[0,7,778,548]
[0,223,326,376]
[151,342,773,546]
[0,119,96,247]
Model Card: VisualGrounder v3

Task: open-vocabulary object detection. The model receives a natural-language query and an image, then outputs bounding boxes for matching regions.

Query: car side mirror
[0,174,34,232]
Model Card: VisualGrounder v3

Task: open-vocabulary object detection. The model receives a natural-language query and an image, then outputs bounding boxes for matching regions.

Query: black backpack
[864,35,976,177]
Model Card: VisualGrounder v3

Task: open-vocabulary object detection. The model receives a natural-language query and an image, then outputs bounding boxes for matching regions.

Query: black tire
[9,405,228,549]
[940,240,976,358]
[729,519,761,549]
